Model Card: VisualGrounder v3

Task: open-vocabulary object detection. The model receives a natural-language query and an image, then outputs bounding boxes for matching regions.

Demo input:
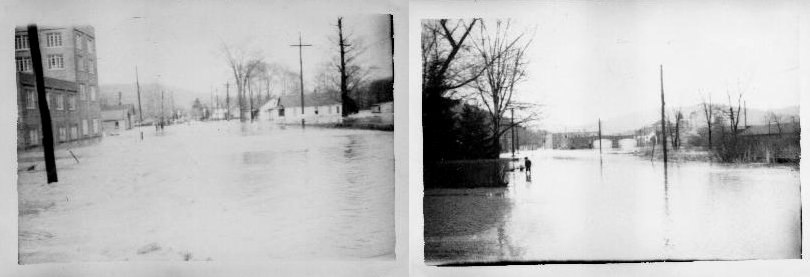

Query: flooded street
[18,121,394,263]
[424,149,800,264]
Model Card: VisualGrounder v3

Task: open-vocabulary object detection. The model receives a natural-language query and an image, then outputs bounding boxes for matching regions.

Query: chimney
[118,91,122,106]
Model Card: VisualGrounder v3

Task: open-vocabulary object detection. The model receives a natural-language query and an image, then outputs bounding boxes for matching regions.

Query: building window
[82,120,88,136]
[28,129,38,146]
[90,86,97,101]
[279,108,285,117]
[46,32,62,47]
[70,125,78,140]
[68,95,76,110]
[58,127,67,142]
[15,57,32,72]
[79,84,86,100]
[26,89,37,109]
[87,39,94,54]
[87,59,94,73]
[75,33,83,50]
[56,94,64,110]
[15,34,29,50]
[336,106,340,114]
[77,57,84,72]
[93,119,100,134]
[47,54,64,69]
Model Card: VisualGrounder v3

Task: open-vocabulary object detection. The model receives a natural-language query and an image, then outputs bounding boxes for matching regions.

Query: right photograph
[421,2,801,266]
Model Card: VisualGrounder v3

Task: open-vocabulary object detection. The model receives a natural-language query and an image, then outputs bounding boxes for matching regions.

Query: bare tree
[221,43,264,121]
[421,19,483,100]
[471,19,534,154]
[723,90,744,135]
[669,108,683,150]
[330,17,374,116]
[701,93,714,149]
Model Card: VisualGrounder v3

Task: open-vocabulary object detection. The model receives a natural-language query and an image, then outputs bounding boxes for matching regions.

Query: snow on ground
[18,121,394,263]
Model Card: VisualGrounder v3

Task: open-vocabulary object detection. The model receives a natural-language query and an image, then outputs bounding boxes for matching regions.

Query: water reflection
[425,149,800,263]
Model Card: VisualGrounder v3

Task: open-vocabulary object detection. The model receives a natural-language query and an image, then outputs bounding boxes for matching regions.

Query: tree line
[220,17,392,121]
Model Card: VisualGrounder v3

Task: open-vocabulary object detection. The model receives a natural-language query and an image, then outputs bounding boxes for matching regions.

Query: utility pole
[160,90,165,130]
[660,64,667,165]
[338,17,351,117]
[226,82,230,121]
[510,107,515,157]
[290,32,312,127]
[135,66,144,140]
[28,24,57,183]
[598,118,603,154]
[248,79,254,121]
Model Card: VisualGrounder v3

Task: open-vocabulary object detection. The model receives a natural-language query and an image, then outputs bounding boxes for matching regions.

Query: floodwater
[18,121,394,263]
[424,149,800,264]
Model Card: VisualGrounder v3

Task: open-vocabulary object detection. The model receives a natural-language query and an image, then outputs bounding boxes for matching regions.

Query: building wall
[15,25,101,150]
[17,74,102,149]
[273,104,342,124]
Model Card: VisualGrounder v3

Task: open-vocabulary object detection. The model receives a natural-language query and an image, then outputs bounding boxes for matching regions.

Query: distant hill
[99,83,212,118]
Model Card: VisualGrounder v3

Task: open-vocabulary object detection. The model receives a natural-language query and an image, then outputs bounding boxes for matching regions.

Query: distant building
[260,92,342,124]
[101,105,135,134]
[551,131,599,149]
[15,25,101,149]
[211,108,229,120]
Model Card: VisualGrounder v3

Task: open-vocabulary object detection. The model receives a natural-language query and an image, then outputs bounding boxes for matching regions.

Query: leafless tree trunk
[221,43,263,121]
[472,20,535,155]
[701,94,714,150]
[332,17,372,116]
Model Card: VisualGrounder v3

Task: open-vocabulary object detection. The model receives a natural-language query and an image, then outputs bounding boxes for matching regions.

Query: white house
[260,92,342,125]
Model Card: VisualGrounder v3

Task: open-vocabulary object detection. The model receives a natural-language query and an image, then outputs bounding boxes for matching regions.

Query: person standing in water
[524,157,532,178]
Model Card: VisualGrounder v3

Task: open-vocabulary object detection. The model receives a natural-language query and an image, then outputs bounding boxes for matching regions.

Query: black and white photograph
[420,1,802,266]
[11,1,395,264]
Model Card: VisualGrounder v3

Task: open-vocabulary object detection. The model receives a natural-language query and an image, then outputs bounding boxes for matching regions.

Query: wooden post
[290,33,312,127]
[135,66,143,140]
[28,24,58,183]
[598,118,602,154]
[225,82,230,121]
[660,65,667,165]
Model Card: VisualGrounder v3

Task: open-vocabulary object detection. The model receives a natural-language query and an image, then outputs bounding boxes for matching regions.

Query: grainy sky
[435,1,802,131]
[6,0,393,94]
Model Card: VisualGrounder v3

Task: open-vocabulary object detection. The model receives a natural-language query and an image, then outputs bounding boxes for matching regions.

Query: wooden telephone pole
[660,65,668,165]
[598,118,603,154]
[135,66,144,140]
[290,33,312,127]
[28,24,58,183]
[225,82,230,121]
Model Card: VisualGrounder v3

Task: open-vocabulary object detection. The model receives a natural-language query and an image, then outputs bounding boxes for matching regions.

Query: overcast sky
[443,1,801,131]
[7,0,393,94]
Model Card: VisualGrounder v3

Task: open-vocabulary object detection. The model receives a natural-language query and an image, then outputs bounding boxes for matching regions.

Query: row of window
[277,105,341,116]
[16,55,95,72]
[15,32,94,52]
[26,119,100,146]
[24,88,96,111]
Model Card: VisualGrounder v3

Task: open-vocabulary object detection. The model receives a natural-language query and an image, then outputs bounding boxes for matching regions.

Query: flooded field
[18,121,394,263]
[424,149,800,264]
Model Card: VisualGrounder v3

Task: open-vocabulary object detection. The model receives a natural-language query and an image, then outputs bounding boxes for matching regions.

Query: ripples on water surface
[424,149,800,264]
[18,121,394,263]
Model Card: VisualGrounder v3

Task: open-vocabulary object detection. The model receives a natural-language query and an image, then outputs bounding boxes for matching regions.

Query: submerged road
[424,149,800,264]
[18,121,394,263]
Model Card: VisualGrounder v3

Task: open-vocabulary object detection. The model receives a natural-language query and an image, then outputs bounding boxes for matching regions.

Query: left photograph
[15,3,394,264]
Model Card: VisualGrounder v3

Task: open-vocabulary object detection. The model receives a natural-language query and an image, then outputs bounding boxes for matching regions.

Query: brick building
[15,25,102,149]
